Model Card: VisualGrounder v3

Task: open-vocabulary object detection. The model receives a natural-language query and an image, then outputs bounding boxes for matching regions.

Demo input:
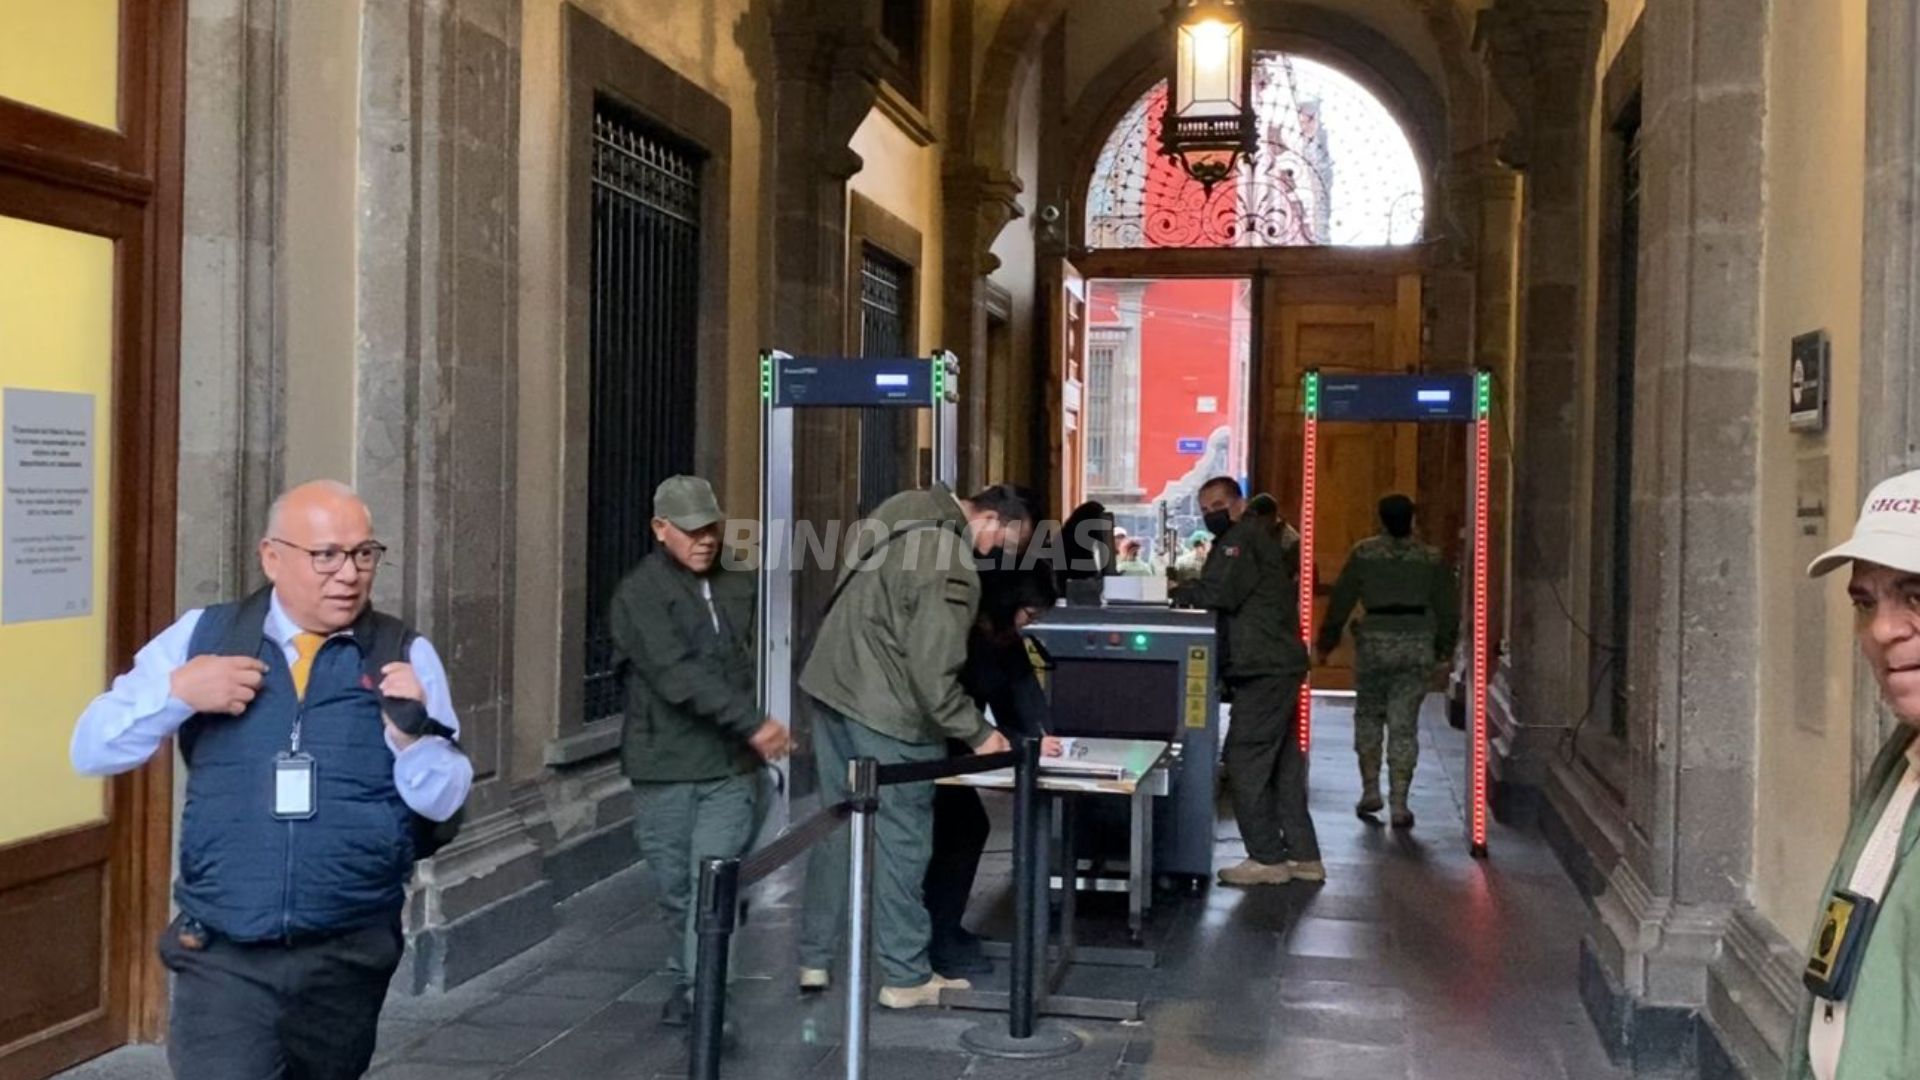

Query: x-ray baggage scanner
[1024,606,1221,885]
[1298,370,1495,856]
[756,351,961,813]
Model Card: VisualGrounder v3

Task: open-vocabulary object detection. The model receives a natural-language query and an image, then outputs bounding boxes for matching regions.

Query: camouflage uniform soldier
[1315,494,1458,829]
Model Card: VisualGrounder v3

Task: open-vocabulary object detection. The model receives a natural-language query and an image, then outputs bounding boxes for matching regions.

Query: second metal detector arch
[756,350,961,816]
[1298,369,1494,856]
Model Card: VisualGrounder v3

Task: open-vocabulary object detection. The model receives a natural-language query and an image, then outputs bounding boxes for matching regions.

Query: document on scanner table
[1041,737,1135,780]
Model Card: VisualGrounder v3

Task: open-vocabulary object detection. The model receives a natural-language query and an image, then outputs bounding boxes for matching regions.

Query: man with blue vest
[71,480,472,1079]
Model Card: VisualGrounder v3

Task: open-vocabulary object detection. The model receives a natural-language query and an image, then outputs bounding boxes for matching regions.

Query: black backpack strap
[352,609,459,744]
[822,519,960,622]
[216,586,276,658]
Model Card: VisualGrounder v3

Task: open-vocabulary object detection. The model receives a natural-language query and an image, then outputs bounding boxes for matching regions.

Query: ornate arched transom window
[1087,51,1425,249]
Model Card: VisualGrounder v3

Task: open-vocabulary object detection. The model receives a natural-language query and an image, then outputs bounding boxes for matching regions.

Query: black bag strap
[216,585,457,744]
[821,518,961,622]
[217,586,277,659]
[356,611,459,744]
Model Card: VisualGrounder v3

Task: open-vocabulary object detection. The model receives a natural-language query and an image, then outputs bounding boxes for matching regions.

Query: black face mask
[1203,509,1234,538]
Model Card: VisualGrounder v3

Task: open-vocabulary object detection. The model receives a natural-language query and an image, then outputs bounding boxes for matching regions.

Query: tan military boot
[1286,860,1328,883]
[878,974,970,1010]
[1356,751,1384,817]
[1218,858,1293,886]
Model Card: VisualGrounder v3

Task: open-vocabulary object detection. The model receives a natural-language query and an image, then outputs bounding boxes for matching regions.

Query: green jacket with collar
[798,484,988,748]
[1177,513,1307,682]
[1788,724,1920,1079]
[610,550,760,783]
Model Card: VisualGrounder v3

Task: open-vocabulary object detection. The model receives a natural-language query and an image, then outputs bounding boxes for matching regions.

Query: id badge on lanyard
[273,752,317,820]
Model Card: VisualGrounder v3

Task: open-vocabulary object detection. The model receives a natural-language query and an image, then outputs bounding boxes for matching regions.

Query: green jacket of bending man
[801,483,1007,748]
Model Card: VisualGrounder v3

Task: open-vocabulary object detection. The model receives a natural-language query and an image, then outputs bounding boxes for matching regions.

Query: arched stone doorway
[1025,18,1489,686]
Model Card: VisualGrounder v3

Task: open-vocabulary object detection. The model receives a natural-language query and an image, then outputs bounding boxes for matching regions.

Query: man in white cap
[1790,469,1920,1078]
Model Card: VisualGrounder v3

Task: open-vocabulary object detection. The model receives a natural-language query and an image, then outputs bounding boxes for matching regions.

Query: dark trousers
[1223,674,1320,865]
[924,743,990,941]
[160,914,403,1080]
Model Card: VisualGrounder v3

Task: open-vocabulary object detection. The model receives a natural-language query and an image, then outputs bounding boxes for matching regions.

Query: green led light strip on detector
[1303,370,1321,417]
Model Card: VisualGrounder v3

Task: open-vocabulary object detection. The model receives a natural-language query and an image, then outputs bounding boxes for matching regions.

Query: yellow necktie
[290,632,326,700]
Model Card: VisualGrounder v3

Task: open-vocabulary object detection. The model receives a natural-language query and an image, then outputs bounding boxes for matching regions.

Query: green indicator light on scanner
[1132,633,1150,649]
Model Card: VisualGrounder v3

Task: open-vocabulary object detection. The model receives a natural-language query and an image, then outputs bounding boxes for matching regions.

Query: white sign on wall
[3,389,95,624]
[1196,396,1219,414]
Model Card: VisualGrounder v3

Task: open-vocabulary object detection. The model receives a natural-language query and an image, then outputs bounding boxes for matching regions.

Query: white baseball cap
[1808,469,1920,577]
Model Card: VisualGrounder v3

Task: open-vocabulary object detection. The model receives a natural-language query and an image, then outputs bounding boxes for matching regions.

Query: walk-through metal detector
[756,351,962,811]
[1297,369,1495,857]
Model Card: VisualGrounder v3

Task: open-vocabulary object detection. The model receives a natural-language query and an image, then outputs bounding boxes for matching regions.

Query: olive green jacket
[1788,725,1920,1079]
[798,485,988,748]
[610,550,760,783]
[1178,514,1307,681]
[1316,534,1459,660]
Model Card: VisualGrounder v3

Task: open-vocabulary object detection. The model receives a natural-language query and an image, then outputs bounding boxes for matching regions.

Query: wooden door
[1259,275,1421,690]
[1044,259,1088,516]
[0,3,185,1075]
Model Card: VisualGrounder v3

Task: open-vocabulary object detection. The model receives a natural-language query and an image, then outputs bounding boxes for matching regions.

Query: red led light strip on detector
[1298,372,1320,753]
[1471,371,1492,854]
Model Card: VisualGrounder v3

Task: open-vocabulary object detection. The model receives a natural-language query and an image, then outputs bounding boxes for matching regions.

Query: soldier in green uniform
[796,483,1037,1008]
[1175,476,1322,887]
[610,476,791,1028]
[1315,494,1458,830]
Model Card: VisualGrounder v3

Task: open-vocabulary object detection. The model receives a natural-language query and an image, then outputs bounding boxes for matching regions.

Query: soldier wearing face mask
[1174,476,1321,887]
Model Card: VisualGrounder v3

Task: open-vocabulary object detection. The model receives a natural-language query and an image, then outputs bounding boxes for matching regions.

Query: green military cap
[654,475,724,531]
[1189,529,1213,545]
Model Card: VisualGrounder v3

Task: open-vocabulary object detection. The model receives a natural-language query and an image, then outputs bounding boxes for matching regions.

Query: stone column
[1479,1,1602,791]
[350,0,548,992]
[1583,0,1769,1069]
[940,160,1024,492]
[1467,155,1523,654]
[768,1,881,796]
[177,0,286,607]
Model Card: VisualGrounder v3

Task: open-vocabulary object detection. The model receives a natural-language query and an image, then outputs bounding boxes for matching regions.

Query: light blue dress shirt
[70,592,472,822]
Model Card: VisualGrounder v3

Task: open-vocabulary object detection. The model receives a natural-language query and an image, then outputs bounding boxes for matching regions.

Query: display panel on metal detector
[1316,373,1477,422]
[772,356,937,407]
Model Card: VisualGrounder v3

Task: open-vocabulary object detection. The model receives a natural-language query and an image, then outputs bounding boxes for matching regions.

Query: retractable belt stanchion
[684,746,1026,1078]
[843,759,880,1080]
[689,858,741,1080]
[960,737,1082,1059]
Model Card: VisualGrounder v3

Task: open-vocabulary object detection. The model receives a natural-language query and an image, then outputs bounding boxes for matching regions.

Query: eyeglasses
[270,538,388,575]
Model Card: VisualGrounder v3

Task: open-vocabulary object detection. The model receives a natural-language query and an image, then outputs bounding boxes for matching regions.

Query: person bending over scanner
[796,483,1040,1008]
[609,475,789,1031]
[924,567,1059,979]
[70,481,472,1080]
[1174,476,1323,888]
[1315,494,1457,830]
[1791,469,1920,1078]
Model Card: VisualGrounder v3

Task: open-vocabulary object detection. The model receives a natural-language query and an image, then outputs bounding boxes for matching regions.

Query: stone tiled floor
[58,695,1627,1079]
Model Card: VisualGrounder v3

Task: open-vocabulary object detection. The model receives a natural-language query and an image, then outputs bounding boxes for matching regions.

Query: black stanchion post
[960,735,1082,1060]
[689,857,740,1080]
[1008,734,1041,1039]
[844,758,881,1080]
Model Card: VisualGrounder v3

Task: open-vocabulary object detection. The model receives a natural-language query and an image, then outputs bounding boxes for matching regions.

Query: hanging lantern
[1160,0,1255,194]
